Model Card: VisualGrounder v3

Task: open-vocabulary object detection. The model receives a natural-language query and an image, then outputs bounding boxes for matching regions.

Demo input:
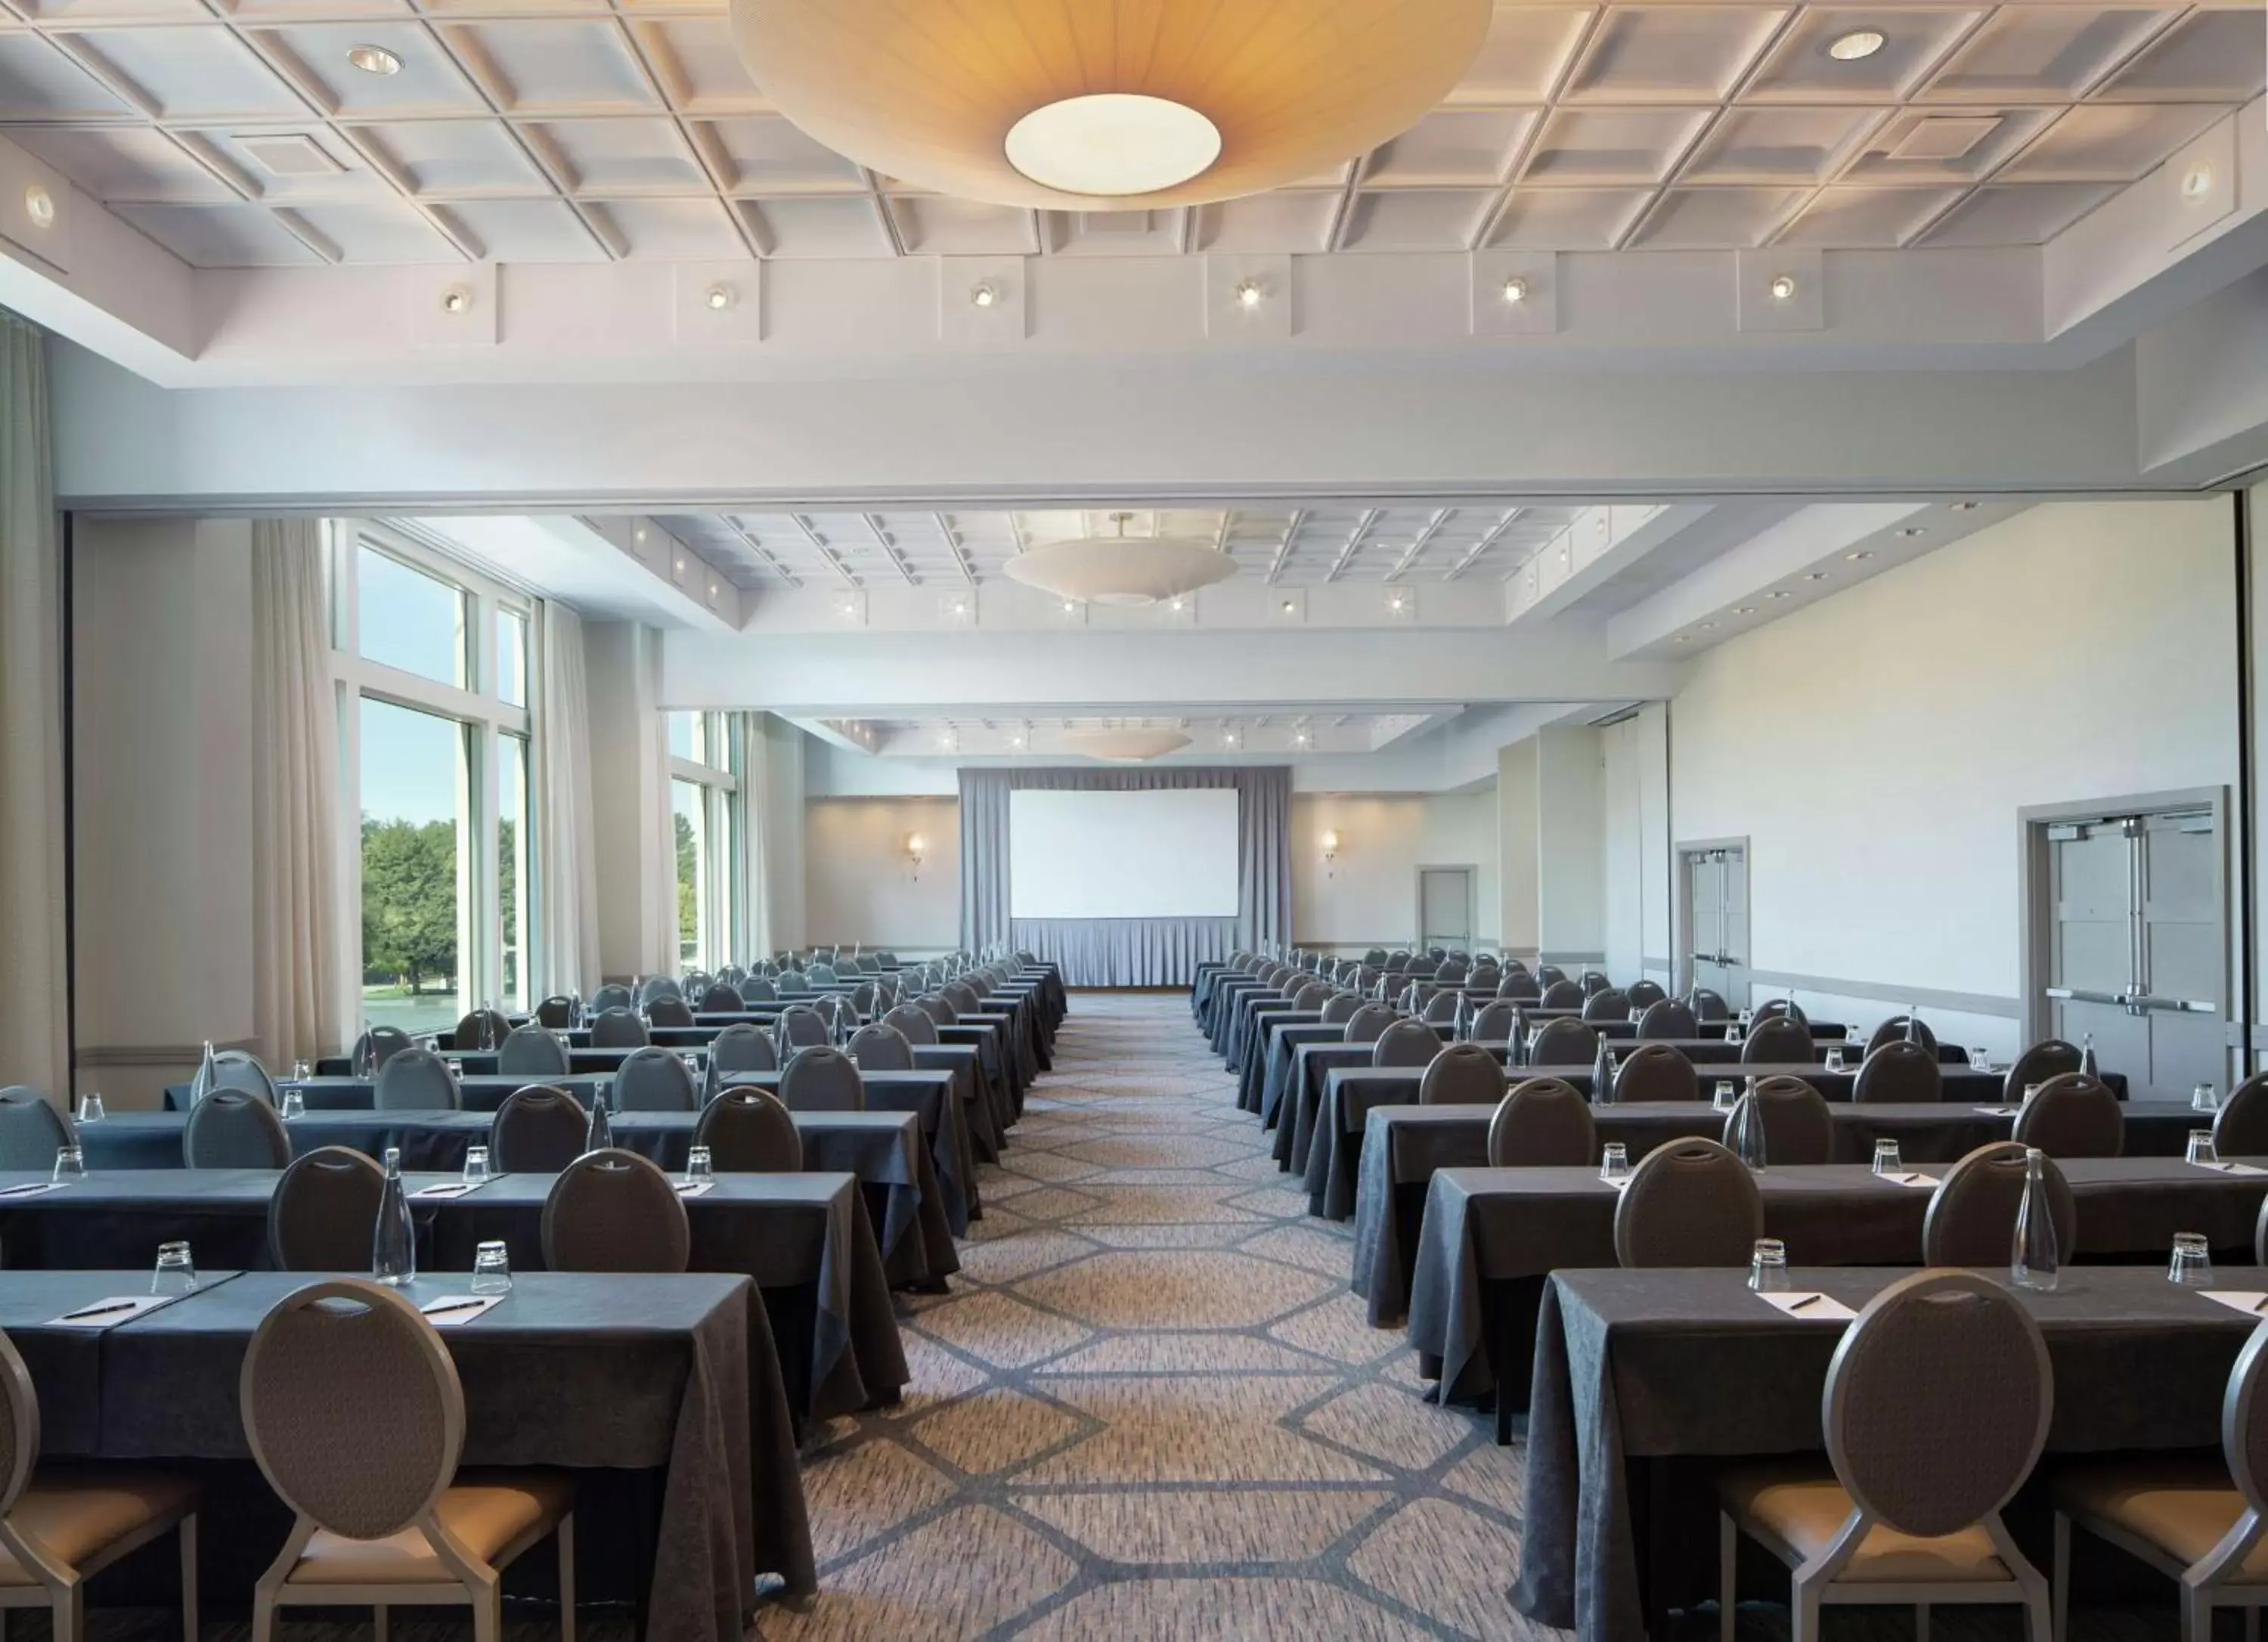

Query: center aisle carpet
[759,990,1538,1641]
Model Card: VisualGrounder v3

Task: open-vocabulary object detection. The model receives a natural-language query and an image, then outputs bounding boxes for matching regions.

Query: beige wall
[803,796,961,953]
[1291,790,1498,952]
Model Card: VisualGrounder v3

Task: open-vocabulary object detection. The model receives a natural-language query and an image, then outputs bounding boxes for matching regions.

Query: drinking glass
[1969,1046,1991,1071]
[1748,1238,1789,1293]
[1713,1079,1737,1112]
[2194,1082,2222,1114]
[2022,1083,2042,1106]
[74,1093,104,1125]
[471,1241,513,1296]
[1845,1024,1864,1046]
[2188,1131,2222,1167]
[51,1146,84,1185]
[1871,1139,1902,1176]
[685,1145,714,1188]
[151,1241,197,1296]
[291,1060,311,1085]
[280,1089,305,1121]
[462,1145,491,1187]
[1724,1024,1743,1046]
[2168,1232,2214,1287]
[1823,1046,1845,1073]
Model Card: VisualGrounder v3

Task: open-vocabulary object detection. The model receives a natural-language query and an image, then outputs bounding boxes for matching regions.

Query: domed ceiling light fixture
[727,0,1492,210]
[1067,726,1193,761]
[1004,512,1236,609]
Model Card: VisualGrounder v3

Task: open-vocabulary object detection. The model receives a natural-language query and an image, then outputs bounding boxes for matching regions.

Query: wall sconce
[906,832,928,880]
[1320,829,1341,879]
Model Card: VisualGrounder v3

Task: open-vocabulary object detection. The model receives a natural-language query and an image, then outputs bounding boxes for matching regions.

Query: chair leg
[1793,1583,1822,1642]
[251,1590,275,1642]
[1718,1513,1736,1642]
[178,1514,199,1642]
[51,1584,83,1642]
[2183,1587,2210,1642]
[375,1600,389,1642]
[1916,1602,1930,1642]
[2251,1603,2261,1642]
[557,1512,576,1642]
[472,1589,501,1642]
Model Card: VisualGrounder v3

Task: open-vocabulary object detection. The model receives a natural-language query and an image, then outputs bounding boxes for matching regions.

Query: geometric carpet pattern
[755,990,1545,1642]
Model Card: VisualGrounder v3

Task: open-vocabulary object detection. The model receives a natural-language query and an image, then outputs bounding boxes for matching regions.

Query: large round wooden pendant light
[727,0,1493,211]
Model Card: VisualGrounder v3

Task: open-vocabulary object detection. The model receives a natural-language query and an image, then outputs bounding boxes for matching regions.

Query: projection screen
[1008,787,1241,920]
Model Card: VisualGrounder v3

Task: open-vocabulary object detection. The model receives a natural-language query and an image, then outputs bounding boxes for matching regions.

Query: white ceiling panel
[1774,183,1963,246]
[2,124,234,202]
[587,194,743,259]
[1364,108,1537,186]
[1449,5,1593,101]
[1841,107,2053,183]
[0,30,136,116]
[191,125,392,201]
[630,18,767,114]
[1194,191,1337,254]
[116,199,324,264]
[1487,186,1649,248]
[250,23,487,119]
[745,194,893,258]
[1634,184,1804,246]
[435,196,604,261]
[1919,179,2118,245]
[62,25,308,119]
[1526,107,1714,184]
[17,0,217,17]
[287,197,457,262]
[1565,6,1792,102]
[2094,7,2267,101]
[438,20,659,114]
[1744,8,1986,102]
[353,119,550,197]
[1681,105,1883,184]
[1998,102,2226,181]
[1920,8,2174,102]
[696,114,863,194]
[1343,187,1496,250]
[525,117,701,192]
[888,195,1033,257]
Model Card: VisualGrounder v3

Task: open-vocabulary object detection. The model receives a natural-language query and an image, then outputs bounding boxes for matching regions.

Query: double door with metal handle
[1684,846,1747,1007]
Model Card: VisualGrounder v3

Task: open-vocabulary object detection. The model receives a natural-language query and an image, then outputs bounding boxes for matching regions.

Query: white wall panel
[803,797,959,953]
[1291,791,1498,952]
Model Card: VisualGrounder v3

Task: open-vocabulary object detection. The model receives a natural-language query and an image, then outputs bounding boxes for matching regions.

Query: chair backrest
[1867,1015,1940,1057]
[589,984,633,1013]
[1372,1019,1442,1070]
[1740,1016,1815,1064]
[847,981,881,1018]
[777,1005,830,1049]
[1851,1039,1944,1104]
[1319,993,1360,1026]
[636,976,681,1008]
[694,1088,803,1173]
[0,1089,72,1171]
[1538,979,1586,1010]
[1625,980,1667,1009]
[183,1089,293,1169]
[488,1084,590,1173]
[917,993,958,1026]
[202,1049,279,1105]
[613,1046,699,1112]
[2010,1071,2124,1158]
[647,996,696,1029]
[777,968,810,994]
[2005,1039,2083,1101]
[268,1146,386,1271]
[943,981,983,1016]
[541,1148,690,1273]
[355,1026,416,1071]
[1497,973,1541,1003]
[1290,981,1330,1011]
[709,1023,778,1076]
[2220,1318,2268,1541]
[2221,1073,2268,1158]
[1579,971,1610,995]
[778,1045,865,1112]
[1471,1000,1520,1042]
[1418,1043,1505,1106]
[497,1024,570,1078]
[1421,990,1461,1026]
[589,1008,651,1049]
[1613,1138,1763,1269]
[848,1023,915,1072]
[241,1278,463,1541]
[1529,1018,1599,1067]
[1689,987,1730,1021]
[1486,1077,1597,1166]
[1824,1270,2052,1543]
[1734,1074,1833,1165]
[698,984,745,1014]
[741,977,779,1002]
[1342,1003,1395,1044]
[1581,988,1631,1024]
[1611,1043,1698,1104]
[452,1008,512,1052]
[373,1047,460,1111]
[807,962,838,986]
[1923,1142,2078,1266]
[1634,999,1697,1040]
[1433,961,1467,985]
[882,1004,940,1046]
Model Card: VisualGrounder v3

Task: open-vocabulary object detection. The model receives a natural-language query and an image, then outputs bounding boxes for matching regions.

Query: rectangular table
[1348,1098,2208,1325]
[1520,1265,2266,1642]
[0,1269,812,1640]
[0,1169,906,1430]
[1409,1154,2268,1408]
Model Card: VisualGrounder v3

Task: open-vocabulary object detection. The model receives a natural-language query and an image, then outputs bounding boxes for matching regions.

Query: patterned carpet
[757,990,1536,1641]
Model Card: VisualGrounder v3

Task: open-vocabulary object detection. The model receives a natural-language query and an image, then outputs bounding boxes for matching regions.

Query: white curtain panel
[0,313,67,1098]
[249,519,346,1067]
[535,600,601,996]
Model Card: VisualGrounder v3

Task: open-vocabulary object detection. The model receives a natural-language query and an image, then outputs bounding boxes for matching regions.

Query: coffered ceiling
[2,2,2257,267]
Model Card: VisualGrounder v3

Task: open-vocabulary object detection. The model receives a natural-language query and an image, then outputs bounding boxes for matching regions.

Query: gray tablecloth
[12,1268,811,1636]
[0,1169,906,1429]
[1348,1098,2208,1324]
[1238,1008,1322,1111]
[1410,1154,2268,1405]
[1257,1023,1343,1123]
[1520,1265,2263,1642]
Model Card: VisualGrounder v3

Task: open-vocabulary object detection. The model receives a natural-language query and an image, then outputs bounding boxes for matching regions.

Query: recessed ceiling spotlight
[1896,526,1926,538]
[1697,621,1716,630]
[1846,550,1874,562]
[1802,572,1826,581]
[1768,273,1798,302]
[1168,595,1186,611]
[347,43,402,76]
[1734,606,1755,615]
[704,283,735,311]
[1235,277,1266,308]
[708,581,720,599]
[1950,500,1979,511]
[1768,590,1791,599]
[2183,163,2214,200]
[439,285,471,314]
[1826,28,1885,61]
[1675,634,1690,643]
[1060,599,1077,614]
[1501,274,1528,304]
[1279,598,1296,614]
[21,185,54,230]
[970,281,999,308]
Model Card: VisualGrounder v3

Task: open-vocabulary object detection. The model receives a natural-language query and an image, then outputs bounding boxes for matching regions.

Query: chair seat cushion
[1722,1467,2012,1584]
[2056,1461,2268,1582]
[288,1471,571,1586]
[0,1472,197,1584]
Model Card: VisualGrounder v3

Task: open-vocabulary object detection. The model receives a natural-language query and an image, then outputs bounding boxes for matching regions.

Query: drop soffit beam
[727,0,1493,211]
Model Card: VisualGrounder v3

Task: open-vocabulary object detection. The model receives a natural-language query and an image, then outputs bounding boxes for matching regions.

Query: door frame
[1674,835,1749,996]
[2016,786,2229,1054]
[1413,863,1476,950]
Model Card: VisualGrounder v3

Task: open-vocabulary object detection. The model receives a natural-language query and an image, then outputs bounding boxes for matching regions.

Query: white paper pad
[413,1182,483,1199]
[1757,1290,1858,1321]
[674,1180,716,1197]
[0,1182,63,1200]
[1973,1106,2022,1117]
[1599,1175,1631,1191]
[2199,1290,2268,1316]
[1876,1171,1940,1189]
[45,1293,181,1328]
[417,1294,507,1327]
[2192,1161,2268,1176]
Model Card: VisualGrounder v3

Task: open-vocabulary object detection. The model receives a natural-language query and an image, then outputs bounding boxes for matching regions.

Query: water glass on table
[1870,1139,1902,1176]
[1969,1046,1991,1071]
[280,1089,305,1121]
[73,1093,103,1125]
[2167,1232,2214,1287]
[2187,1130,2221,1168]
[51,1146,84,1185]
[462,1145,491,1187]
[292,1060,311,1085]
[1748,1239,1789,1293]
[2194,1083,2222,1114]
[151,1241,197,1296]
[684,1145,714,1189]
[471,1240,512,1296]
[1823,1046,1845,1072]
[1712,1079,1737,1111]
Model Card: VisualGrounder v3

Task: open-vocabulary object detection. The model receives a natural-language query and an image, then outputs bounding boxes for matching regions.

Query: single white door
[1419,867,1473,952]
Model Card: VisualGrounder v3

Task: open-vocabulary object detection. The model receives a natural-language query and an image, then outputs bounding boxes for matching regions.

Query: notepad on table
[1757,1291,1857,1321]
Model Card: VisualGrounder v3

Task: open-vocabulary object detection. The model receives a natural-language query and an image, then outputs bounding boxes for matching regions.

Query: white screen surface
[1009,788,1241,919]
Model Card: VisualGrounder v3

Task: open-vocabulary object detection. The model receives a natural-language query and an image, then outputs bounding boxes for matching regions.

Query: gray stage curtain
[959,766,1291,986]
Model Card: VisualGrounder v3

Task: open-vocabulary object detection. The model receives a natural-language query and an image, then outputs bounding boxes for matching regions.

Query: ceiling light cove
[1070,727,1193,761]
[728,0,1492,210]
[1003,512,1235,609]
[1826,29,1885,61]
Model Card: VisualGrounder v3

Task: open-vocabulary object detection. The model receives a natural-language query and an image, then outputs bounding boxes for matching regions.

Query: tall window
[668,711,742,971]
[333,524,539,1030]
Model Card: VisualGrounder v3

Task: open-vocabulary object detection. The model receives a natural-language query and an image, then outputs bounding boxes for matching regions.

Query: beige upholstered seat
[1613,1139,1761,1269]
[243,1279,572,1642]
[1721,1269,2054,1642]
[1486,1079,1594,1166]
[2058,1461,2268,1582]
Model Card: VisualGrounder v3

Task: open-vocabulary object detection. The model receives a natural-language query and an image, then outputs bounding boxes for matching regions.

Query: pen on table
[421,1299,487,1316]
[1789,1294,1821,1312]
[60,1301,139,1321]
[2251,1295,2268,1313]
